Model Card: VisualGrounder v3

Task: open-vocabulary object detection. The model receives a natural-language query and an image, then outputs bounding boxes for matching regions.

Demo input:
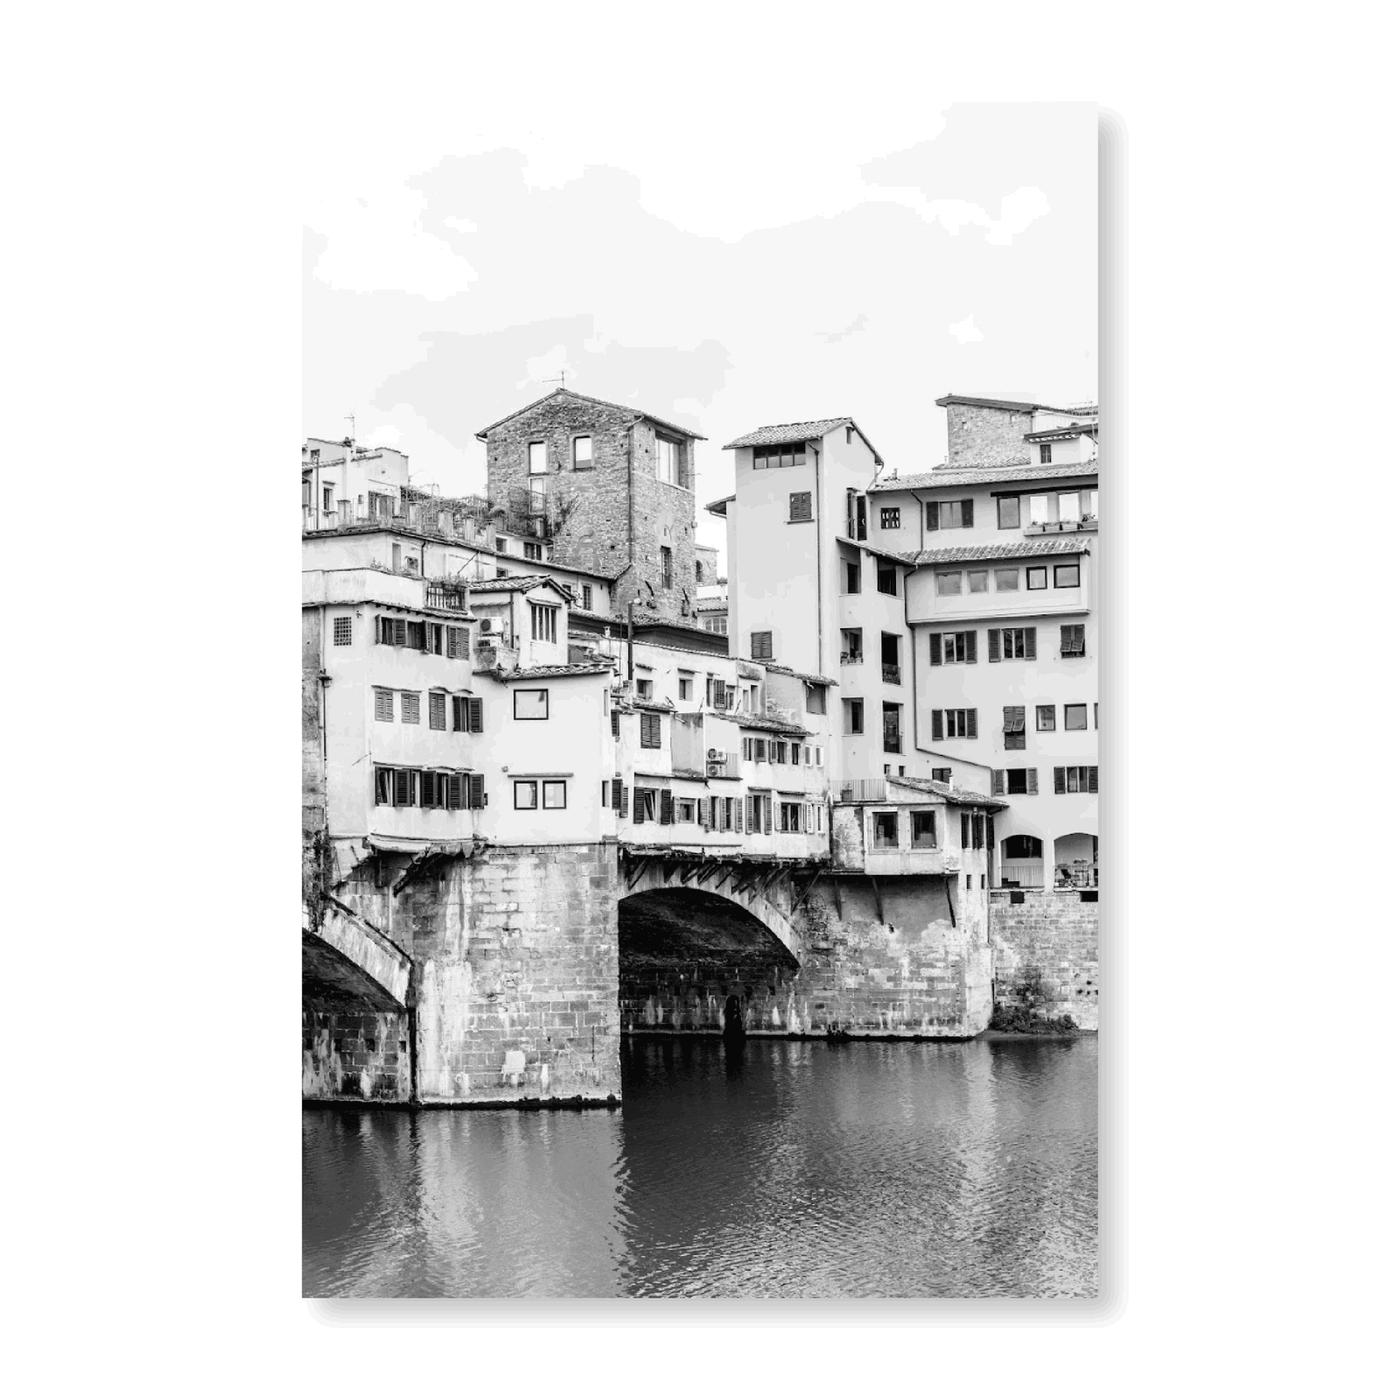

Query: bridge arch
[302,899,413,1012]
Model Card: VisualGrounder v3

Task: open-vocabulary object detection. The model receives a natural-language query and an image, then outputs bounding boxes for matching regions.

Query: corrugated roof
[900,538,1088,566]
[868,461,1099,493]
[474,388,706,443]
[722,417,884,464]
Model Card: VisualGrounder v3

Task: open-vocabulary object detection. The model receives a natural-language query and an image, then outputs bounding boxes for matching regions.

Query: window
[1036,704,1056,731]
[935,571,962,596]
[633,787,658,823]
[514,689,548,720]
[751,631,773,660]
[1040,444,1053,464]
[840,628,863,663]
[882,702,902,753]
[702,614,728,634]
[523,541,542,562]
[844,560,861,593]
[932,708,977,739]
[640,712,661,748]
[1028,495,1049,525]
[997,496,1021,530]
[1054,765,1099,794]
[660,546,673,589]
[806,684,827,715]
[846,489,868,540]
[580,584,593,611]
[1054,563,1081,588]
[753,441,806,469]
[880,507,901,530]
[333,616,352,646]
[1061,624,1086,657]
[989,627,1036,661]
[376,615,408,647]
[514,780,538,809]
[931,767,952,784]
[771,741,788,764]
[912,811,937,848]
[656,438,680,485]
[543,780,567,809]
[527,442,547,475]
[994,568,1019,591]
[676,798,696,824]
[968,570,989,593]
[399,692,420,724]
[930,630,977,665]
[405,619,426,650]
[496,568,508,579]
[678,676,693,701]
[1002,705,1026,750]
[873,811,898,848]
[993,767,1038,796]
[844,698,865,735]
[322,485,333,512]
[1026,566,1048,590]
[573,435,592,469]
[928,499,974,530]
[429,692,446,730]
[1065,703,1088,731]
[495,537,508,553]
[1057,491,1080,522]
[530,603,558,643]
[1085,489,1099,521]
[789,491,813,522]
[877,564,897,596]
[374,687,394,722]
[452,695,483,732]
[780,801,802,833]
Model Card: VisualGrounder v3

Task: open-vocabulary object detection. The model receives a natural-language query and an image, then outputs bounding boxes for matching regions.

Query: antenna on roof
[541,370,571,392]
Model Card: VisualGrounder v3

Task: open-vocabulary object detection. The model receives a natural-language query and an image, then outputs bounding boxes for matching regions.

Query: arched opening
[1000,834,1044,889]
[1053,832,1099,889]
[618,887,800,1035]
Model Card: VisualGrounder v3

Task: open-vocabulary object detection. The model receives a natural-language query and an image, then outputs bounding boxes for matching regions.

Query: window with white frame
[530,603,558,643]
[573,436,593,469]
[528,442,547,475]
[656,438,680,485]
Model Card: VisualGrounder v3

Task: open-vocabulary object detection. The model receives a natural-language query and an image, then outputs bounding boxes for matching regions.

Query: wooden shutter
[633,788,645,823]
[467,773,486,808]
[611,777,623,811]
[961,499,974,528]
[447,774,462,809]
[1054,767,1066,794]
[660,791,674,825]
[961,813,970,848]
[931,710,943,740]
[988,629,1001,662]
[618,784,629,819]
[968,710,978,739]
[467,697,483,732]
[927,501,939,531]
[393,768,411,806]
[1025,627,1037,660]
[929,633,942,665]
[393,618,407,647]
[966,630,977,663]
[992,770,1004,795]
[985,816,994,855]
[419,771,435,808]
[376,615,389,644]
[763,795,773,834]
[1088,767,1099,793]
[697,796,709,830]
[1027,769,1038,795]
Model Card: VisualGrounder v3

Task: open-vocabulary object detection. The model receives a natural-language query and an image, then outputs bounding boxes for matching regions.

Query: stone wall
[483,392,698,624]
[989,889,1099,1029]
[945,403,1034,466]
[302,1009,411,1100]
[620,874,993,1039]
[305,841,623,1106]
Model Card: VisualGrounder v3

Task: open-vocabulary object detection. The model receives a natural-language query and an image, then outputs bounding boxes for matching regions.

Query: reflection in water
[303,1038,1096,1298]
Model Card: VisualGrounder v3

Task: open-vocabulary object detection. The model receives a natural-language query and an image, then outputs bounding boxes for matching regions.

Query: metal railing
[1053,864,1099,889]
[999,862,1045,889]
[881,664,901,685]
[1025,517,1097,535]
[425,584,467,611]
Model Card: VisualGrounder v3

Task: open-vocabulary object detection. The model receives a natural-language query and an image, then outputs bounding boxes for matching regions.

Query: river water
[303,1036,1097,1298]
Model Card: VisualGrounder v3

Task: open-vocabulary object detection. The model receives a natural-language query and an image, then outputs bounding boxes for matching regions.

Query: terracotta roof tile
[869,461,1098,492]
[901,538,1088,566]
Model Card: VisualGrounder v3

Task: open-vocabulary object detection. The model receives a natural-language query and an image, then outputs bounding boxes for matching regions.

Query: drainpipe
[812,442,824,677]
[627,600,635,682]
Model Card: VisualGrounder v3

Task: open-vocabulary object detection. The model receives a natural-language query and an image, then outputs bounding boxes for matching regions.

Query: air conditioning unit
[707,762,723,777]
[478,619,501,636]
[707,748,722,760]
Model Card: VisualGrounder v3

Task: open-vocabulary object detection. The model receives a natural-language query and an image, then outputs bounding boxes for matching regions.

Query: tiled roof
[722,417,884,464]
[736,714,810,737]
[899,537,1087,566]
[474,388,706,443]
[868,461,1098,492]
[935,394,1097,415]
[1024,423,1097,442]
[705,494,736,515]
[888,775,1008,809]
[500,662,615,680]
[467,574,574,599]
[762,663,837,686]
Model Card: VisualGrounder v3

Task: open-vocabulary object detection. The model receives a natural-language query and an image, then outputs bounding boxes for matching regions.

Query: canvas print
[302,102,1100,1298]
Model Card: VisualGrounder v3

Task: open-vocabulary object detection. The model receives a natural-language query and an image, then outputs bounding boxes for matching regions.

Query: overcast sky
[304,102,1096,558]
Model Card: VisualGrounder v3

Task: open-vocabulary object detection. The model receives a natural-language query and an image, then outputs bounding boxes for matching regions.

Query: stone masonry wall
[308,842,623,1105]
[945,404,1034,466]
[302,1009,411,1100]
[989,889,1098,1029]
[621,875,993,1039]
[484,393,697,624]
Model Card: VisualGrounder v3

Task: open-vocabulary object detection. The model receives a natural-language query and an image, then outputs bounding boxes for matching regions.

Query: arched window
[1003,834,1043,860]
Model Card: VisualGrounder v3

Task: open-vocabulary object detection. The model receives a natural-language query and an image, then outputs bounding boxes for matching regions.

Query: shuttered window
[429,692,446,730]
[611,777,624,812]
[996,768,1038,796]
[750,631,773,660]
[1061,624,1086,657]
[446,626,471,659]
[467,773,486,808]
[640,712,662,749]
[937,708,977,739]
[377,615,409,647]
[400,692,420,724]
[930,630,977,665]
[789,491,813,522]
[393,769,416,806]
[373,767,392,804]
[1003,706,1026,751]
[374,688,394,722]
[927,498,975,530]
[989,627,1036,662]
[659,790,674,825]
[1053,766,1099,794]
[333,617,352,646]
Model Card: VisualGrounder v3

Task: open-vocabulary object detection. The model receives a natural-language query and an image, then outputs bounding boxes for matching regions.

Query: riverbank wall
[988,889,1099,1030]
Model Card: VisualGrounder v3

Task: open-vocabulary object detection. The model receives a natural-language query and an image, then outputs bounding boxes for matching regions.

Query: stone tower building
[477,389,705,625]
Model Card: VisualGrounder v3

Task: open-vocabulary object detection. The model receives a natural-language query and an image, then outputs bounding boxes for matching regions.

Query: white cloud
[872,185,1050,245]
[362,424,402,447]
[986,186,1050,245]
[520,345,573,392]
[949,315,984,344]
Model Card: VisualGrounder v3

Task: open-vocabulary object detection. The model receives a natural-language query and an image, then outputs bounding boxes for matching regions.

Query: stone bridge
[302,896,413,1010]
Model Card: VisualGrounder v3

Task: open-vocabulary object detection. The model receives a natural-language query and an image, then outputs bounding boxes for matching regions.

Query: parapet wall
[989,889,1099,1029]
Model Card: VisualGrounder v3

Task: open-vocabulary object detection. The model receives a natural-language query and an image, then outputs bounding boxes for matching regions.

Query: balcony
[881,664,901,685]
[425,584,467,611]
[840,651,864,666]
[999,861,1044,889]
[1025,516,1097,536]
[1053,861,1099,890]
